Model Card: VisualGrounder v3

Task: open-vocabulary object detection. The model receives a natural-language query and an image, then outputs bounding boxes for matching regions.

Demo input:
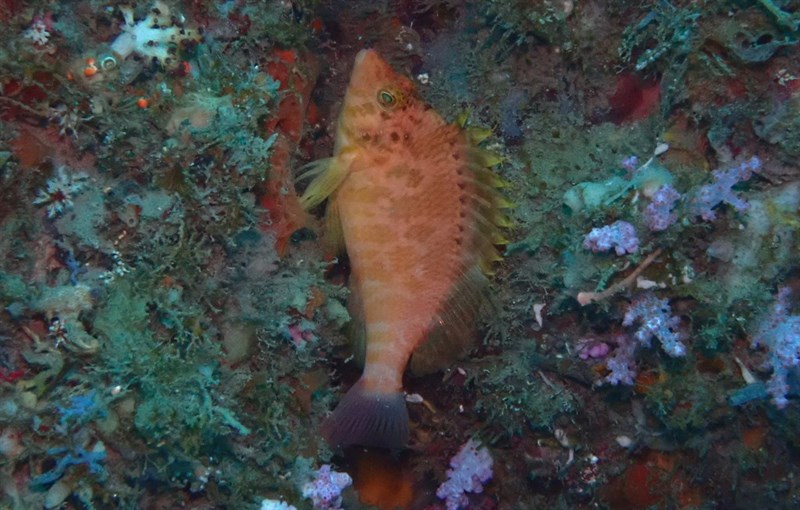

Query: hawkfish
[300,49,509,449]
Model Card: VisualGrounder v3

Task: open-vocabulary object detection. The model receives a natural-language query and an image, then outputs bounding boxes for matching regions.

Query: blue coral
[56,390,106,434]
[30,444,107,487]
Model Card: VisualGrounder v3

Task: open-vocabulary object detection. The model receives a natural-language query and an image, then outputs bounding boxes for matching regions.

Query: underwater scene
[1,0,800,508]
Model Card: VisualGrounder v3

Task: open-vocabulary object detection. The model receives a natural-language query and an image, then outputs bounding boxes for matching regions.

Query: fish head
[337,49,420,148]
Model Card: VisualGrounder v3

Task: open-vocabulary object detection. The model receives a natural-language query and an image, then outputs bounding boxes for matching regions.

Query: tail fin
[322,379,409,449]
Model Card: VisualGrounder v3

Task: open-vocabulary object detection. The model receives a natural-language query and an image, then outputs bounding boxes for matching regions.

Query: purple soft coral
[577,334,639,386]
[436,438,493,510]
[644,184,681,231]
[583,221,639,256]
[604,336,639,385]
[751,287,800,408]
[301,465,352,510]
[623,293,686,357]
[689,156,760,221]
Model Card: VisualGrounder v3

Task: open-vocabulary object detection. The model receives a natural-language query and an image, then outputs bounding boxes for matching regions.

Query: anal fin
[346,274,367,368]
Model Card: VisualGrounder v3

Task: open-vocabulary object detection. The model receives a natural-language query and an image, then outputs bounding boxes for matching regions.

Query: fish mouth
[354,49,371,67]
[350,49,376,85]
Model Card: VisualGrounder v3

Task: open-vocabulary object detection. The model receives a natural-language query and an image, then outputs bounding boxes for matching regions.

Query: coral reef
[1,0,799,508]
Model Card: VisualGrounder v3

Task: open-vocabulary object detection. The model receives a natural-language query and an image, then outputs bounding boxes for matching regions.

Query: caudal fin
[322,379,409,449]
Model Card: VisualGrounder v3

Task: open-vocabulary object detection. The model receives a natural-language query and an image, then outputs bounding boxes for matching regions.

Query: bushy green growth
[240,372,294,446]
[683,276,769,352]
[769,404,800,450]
[521,118,657,211]
[473,347,579,442]
[223,228,341,353]
[53,183,108,251]
[619,1,701,114]
[94,279,248,455]
[237,1,313,47]
[643,369,718,433]
[619,1,797,123]
[681,184,800,336]
[755,92,800,161]
[753,0,800,32]
[705,102,763,158]
[260,267,323,341]
[507,119,658,297]
[149,44,287,240]
[619,1,700,72]
[694,311,737,353]
[189,43,282,132]
[485,0,574,51]
[711,14,797,64]
[86,228,334,504]
[0,270,28,302]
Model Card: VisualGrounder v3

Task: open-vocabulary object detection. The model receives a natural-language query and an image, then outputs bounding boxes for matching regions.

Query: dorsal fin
[410,123,511,375]
[464,145,512,275]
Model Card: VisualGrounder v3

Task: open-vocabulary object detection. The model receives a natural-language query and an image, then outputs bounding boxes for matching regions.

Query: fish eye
[377,89,397,108]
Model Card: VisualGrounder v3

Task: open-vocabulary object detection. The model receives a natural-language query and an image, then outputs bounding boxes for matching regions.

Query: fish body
[301,49,507,448]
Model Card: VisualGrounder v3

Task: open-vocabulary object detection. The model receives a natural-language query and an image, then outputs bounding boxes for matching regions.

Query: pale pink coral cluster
[751,287,800,408]
[623,292,686,357]
[577,334,638,386]
[436,438,493,510]
[583,220,639,255]
[643,184,681,231]
[689,156,760,221]
[301,464,352,510]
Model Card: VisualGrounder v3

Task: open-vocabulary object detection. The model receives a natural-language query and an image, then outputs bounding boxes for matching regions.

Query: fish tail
[321,379,409,449]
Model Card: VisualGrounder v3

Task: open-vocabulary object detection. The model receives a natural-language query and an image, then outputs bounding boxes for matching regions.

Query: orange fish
[300,49,509,449]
